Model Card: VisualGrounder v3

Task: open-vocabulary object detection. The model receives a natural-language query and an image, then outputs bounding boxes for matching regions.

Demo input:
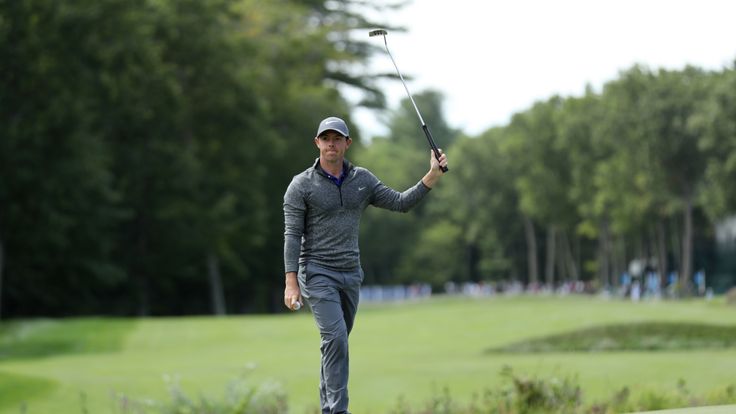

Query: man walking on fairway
[283,116,448,413]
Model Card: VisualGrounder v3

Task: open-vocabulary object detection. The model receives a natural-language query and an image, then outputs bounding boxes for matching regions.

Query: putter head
[369,29,388,37]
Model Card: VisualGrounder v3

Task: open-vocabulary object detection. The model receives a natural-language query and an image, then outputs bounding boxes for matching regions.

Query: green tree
[0,0,131,316]
[431,129,526,284]
[597,66,715,295]
[698,64,736,217]
[503,97,579,287]
[357,91,459,286]
[644,67,714,294]
[356,132,425,285]
[557,89,607,286]
[0,0,400,316]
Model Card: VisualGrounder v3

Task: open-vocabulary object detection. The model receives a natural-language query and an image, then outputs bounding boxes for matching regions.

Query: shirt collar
[314,159,353,186]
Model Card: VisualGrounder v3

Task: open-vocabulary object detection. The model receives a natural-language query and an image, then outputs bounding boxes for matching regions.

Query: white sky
[352,0,736,139]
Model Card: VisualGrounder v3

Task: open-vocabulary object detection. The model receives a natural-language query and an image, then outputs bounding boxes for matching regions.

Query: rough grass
[387,366,736,414]
[116,365,736,414]
[488,322,736,353]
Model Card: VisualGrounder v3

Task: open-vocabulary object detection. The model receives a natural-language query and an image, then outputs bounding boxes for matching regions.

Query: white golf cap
[316,116,350,138]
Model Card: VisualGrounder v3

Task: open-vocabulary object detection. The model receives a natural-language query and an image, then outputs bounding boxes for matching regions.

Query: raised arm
[371,150,448,212]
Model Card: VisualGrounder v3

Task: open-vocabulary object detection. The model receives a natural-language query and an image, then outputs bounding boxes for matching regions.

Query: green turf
[0,371,57,410]
[1,296,735,413]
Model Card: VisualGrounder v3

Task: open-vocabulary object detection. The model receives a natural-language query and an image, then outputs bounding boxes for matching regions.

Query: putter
[369,29,448,173]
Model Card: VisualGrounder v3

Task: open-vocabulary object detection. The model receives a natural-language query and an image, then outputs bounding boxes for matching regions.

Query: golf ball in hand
[293,301,301,311]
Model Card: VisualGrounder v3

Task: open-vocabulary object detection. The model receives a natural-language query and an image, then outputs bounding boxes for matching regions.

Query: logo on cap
[317,117,350,138]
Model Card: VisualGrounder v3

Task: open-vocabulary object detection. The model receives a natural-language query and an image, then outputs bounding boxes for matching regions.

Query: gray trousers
[298,262,362,414]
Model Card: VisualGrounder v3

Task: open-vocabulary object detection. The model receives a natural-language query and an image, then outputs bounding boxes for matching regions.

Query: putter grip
[422,125,448,173]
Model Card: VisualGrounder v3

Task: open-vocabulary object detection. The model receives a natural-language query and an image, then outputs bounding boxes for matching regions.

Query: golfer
[283,116,448,414]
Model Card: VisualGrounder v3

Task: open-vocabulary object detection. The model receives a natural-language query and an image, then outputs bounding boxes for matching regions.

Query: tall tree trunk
[555,239,570,283]
[0,231,4,320]
[545,226,557,288]
[562,231,579,282]
[680,193,694,296]
[136,276,150,316]
[608,233,629,286]
[134,234,151,316]
[523,215,539,286]
[598,220,611,287]
[646,225,655,265]
[555,233,567,284]
[635,231,645,263]
[130,164,155,316]
[207,252,227,316]
[657,220,668,287]
[575,235,582,282]
[670,216,681,274]
[135,213,150,316]
[467,244,479,283]
[136,277,150,316]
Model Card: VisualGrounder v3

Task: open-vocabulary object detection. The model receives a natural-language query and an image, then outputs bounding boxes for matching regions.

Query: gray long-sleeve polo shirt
[283,159,431,273]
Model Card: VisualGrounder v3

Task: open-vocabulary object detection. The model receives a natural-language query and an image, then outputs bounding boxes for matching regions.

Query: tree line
[2,0,735,317]
[357,66,736,297]
[0,0,394,317]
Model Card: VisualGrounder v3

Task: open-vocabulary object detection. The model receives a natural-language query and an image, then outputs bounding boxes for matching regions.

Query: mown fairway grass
[1,296,735,413]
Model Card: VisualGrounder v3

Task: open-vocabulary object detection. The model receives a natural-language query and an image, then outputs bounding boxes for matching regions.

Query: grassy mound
[489,322,736,353]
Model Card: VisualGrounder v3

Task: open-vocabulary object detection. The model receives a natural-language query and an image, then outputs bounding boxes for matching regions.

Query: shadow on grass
[487,322,736,353]
[0,318,137,361]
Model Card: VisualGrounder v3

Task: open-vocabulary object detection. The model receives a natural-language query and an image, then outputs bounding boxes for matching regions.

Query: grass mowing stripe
[0,371,57,410]
[0,318,137,361]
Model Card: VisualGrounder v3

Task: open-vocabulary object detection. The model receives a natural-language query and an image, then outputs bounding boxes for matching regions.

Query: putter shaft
[370,29,448,173]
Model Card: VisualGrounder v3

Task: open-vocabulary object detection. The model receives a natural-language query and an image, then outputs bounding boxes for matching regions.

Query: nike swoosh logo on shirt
[358,186,366,191]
